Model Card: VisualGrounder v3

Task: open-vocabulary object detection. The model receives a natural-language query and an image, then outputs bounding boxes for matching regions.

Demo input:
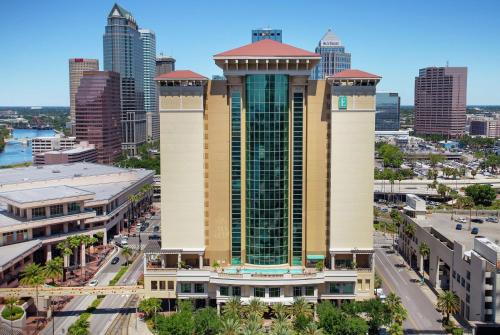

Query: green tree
[388,322,404,335]
[437,183,450,199]
[246,298,267,318]
[194,307,221,335]
[359,298,391,334]
[3,295,19,334]
[303,323,325,335]
[464,184,496,206]
[456,196,475,230]
[19,263,45,318]
[271,302,290,322]
[138,297,162,319]
[121,246,133,266]
[317,301,369,335]
[222,297,243,320]
[154,304,194,335]
[68,319,90,335]
[404,223,416,238]
[418,243,431,279]
[44,256,64,285]
[218,317,240,335]
[428,154,445,168]
[378,144,404,168]
[56,240,73,280]
[437,290,460,324]
[291,297,313,319]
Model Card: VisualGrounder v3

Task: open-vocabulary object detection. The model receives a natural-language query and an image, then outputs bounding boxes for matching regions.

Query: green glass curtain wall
[231,90,242,265]
[292,92,303,265]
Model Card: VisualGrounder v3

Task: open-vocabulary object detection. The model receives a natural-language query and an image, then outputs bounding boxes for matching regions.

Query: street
[374,232,445,334]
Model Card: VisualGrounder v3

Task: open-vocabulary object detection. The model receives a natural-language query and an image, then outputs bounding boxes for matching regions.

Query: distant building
[156,56,176,76]
[140,29,157,142]
[68,59,99,133]
[34,142,97,165]
[376,92,400,131]
[104,4,146,155]
[312,29,351,79]
[251,28,282,42]
[469,116,500,138]
[414,67,467,137]
[75,71,122,164]
[31,135,77,154]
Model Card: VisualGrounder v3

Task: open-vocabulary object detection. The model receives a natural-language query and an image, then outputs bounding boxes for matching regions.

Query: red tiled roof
[155,70,207,80]
[214,39,320,58]
[331,69,381,79]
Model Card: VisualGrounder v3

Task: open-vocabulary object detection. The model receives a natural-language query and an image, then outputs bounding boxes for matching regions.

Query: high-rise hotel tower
[144,39,380,308]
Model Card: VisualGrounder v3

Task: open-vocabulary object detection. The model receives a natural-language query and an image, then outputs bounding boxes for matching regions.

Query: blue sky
[1,0,499,106]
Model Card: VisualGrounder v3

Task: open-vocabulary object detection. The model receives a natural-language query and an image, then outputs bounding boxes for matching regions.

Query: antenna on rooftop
[446,60,449,67]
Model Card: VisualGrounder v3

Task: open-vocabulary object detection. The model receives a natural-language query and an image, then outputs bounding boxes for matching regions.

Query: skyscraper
[156,56,176,75]
[251,28,282,42]
[312,29,351,79]
[144,39,381,307]
[139,29,157,142]
[414,67,467,137]
[75,71,122,164]
[376,92,401,131]
[103,4,145,155]
[68,58,99,133]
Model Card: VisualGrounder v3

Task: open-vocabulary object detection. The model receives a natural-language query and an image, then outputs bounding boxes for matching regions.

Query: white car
[89,279,99,287]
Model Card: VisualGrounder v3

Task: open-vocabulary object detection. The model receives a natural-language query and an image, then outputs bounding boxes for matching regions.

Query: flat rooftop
[79,182,133,202]
[0,239,42,269]
[0,162,151,186]
[0,185,94,204]
[415,213,500,250]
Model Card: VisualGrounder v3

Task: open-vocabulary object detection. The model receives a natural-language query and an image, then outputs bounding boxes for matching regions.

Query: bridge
[0,285,145,298]
[4,138,30,145]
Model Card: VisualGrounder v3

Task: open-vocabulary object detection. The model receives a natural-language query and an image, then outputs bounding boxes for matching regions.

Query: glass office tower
[375,92,401,131]
[104,4,146,155]
[245,74,289,265]
[312,29,351,79]
[252,28,282,42]
[139,29,157,142]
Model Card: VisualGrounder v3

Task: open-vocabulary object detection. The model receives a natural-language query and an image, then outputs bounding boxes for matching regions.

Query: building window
[245,74,289,266]
[180,283,191,293]
[232,286,241,297]
[220,286,229,296]
[168,281,174,290]
[365,279,371,290]
[254,287,265,298]
[32,207,46,219]
[50,204,64,217]
[466,294,470,303]
[452,271,456,279]
[293,287,302,297]
[292,92,304,266]
[466,283,470,292]
[305,286,314,296]
[68,202,80,214]
[466,271,470,280]
[456,274,461,282]
[329,282,355,295]
[269,287,281,298]
[231,90,242,265]
[461,278,465,287]
[159,281,166,290]
[151,281,158,290]
[194,283,205,293]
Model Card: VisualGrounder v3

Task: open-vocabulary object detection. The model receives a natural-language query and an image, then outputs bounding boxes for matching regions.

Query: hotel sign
[338,96,348,109]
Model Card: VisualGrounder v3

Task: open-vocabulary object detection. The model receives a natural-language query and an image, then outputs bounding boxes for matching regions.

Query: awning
[306,255,325,260]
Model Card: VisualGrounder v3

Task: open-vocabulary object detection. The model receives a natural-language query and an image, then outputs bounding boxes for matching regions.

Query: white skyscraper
[139,29,158,142]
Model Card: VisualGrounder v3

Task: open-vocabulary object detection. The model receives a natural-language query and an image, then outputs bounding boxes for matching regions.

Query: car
[471,227,479,235]
[120,239,128,246]
[381,208,389,213]
[140,225,146,232]
[455,224,462,230]
[89,279,99,287]
[111,257,120,265]
[149,234,161,240]
[153,226,160,232]
[486,217,498,223]
[136,223,142,229]
[471,218,484,224]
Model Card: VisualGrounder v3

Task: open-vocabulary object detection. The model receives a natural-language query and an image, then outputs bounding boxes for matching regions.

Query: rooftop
[330,69,381,79]
[155,70,207,81]
[0,185,94,205]
[0,239,42,269]
[79,182,134,202]
[214,39,320,58]
[415,213,500,250]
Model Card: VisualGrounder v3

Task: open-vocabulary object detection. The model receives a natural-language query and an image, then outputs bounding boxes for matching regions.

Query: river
[0,128,56,167]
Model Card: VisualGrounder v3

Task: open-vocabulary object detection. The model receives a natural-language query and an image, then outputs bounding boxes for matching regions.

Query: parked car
[153,226,160,232]
[149,234,161,240]
[136,223,142,230]
[111,257,120,265]
[471,227,479,235]
[140,225,146,232]
[89,279,99,287]
[471,218,484,224]
[455,224,462,230]
[486,217,498,223]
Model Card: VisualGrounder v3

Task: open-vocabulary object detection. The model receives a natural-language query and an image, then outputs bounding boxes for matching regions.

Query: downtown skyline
[1,0,500,106]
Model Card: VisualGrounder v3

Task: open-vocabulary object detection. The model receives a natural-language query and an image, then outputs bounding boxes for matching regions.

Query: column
[178,254,182,268]
[63,204,68,215]
[216,302,221,315]
[45,225,51,237]
[79,220,84,230]
[73,248,78,265]
[27,208,32,220]
[199,255,203,269]
[46,244,52,261]
[27,229,33,239]
[331,254,335,270]
[81,243,86,267]
[63,222,69,233]
[45,206,51,218]
[102,230,108,246]
[352,253,357,268]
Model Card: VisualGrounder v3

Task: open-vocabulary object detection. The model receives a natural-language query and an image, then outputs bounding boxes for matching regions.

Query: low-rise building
[31,135,77,154]
[397,203,500,330]
[34,142,98,165]
[0,162,154,288]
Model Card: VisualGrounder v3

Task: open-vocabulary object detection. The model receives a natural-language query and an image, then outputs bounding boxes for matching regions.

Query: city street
[374,232,446,334]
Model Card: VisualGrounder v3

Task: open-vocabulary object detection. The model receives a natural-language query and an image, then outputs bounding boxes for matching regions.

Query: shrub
[1,306,24,321]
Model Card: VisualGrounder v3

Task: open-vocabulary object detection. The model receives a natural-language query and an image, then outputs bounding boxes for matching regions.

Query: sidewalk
[128,312,153,335]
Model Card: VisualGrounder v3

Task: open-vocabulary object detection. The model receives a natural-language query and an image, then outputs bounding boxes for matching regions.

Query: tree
[19,263,45,318]
[388,322,404,335]
[464,184,496,206]
[437,291,460,324]
[317,301,368,335]
[154,302,194,335]
[456,196,474,230]
[428,154,445,168]
[404,223,416,238]
[138,297,162,319]
[291,297,313,319]
[437,183,450,199]
[471,169,477,179]
[121,246,133,266]
[68,319,90,335]
[246,298,267,318]
[56,241,73,280]
[378,144,404,168]
[427,169,438,181]
[359,298,391,334]
[269,318,294,335]
[222,297,243,320]
[241,313,265,335]
[4,295,19,334]
[44,257,64,285]
[303,323,325,335]
[218,317,240,335]
[194,307,221,335]
[418,243,431,279]
[271,303,290,323]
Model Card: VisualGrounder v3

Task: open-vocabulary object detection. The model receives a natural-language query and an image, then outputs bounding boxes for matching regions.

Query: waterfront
[0,128,55,166]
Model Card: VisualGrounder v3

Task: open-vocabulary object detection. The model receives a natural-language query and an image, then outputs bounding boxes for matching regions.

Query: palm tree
[290,297,313,319]
[271,302,289,322]
[218,317,240,335]
[19,263,45,318]
[4,295,18,335]
[392,304,408,326]
[246,298,267,318]
[222,296,243,319]
[44,257,63,285]
[457,196,474,230]
[471,169,477,179]
[437,290,460,324]
[418,243,431,279]
[56,241,73,281]
[404,223,416,238]
[385,292,401,311]
[303,323,325,335]
[388,322,404,335]
[241,313,264,335]
[138,297,162,319]
[270,319,294,335]
[121,246,133,266]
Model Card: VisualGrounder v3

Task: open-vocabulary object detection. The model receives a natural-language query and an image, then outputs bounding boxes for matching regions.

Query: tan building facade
[145,40,381,309]
[69,58,99,132]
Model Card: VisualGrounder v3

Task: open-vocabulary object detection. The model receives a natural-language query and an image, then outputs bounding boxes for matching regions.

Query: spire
[319,28,342,47]
[108,3,136,24]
